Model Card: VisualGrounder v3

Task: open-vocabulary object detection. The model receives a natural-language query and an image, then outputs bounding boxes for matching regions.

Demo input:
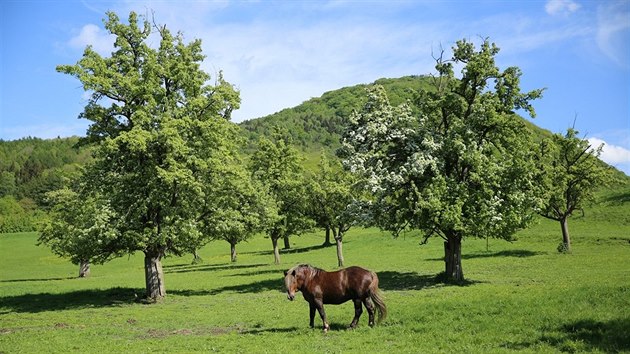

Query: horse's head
[284,264,308,301]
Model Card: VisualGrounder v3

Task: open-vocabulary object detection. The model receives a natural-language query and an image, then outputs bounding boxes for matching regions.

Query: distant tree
[307,152,359,267]
[534,128,608,253]
[0,171,17,197]
[0,195,35,233]
[200,160,278,262]
[38,188,120,277]
[56,11,240,299]
[249,128,312,264]
[340,39,543,282]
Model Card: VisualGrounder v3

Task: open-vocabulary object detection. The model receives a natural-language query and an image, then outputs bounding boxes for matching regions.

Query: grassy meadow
[1,187,629,353]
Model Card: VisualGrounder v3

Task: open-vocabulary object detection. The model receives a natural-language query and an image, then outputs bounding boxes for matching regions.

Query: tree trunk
[323,226,332,246]
[191,249,202,264]
[334,229,344,267]
[444,235,464,282]
[560,217,572,253]
[144,251,165,300]
[272,236,281,264]
[78,260,90,278]
[230,242,237,262]
[283,234,291,249]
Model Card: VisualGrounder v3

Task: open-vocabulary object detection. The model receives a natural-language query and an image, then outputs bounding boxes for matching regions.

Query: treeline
[0,137,91,232]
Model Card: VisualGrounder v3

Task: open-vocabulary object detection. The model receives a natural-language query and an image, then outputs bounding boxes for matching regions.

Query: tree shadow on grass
[426,249,543,262]
[0,276,76,283]
[170,277,284,297]
[464,249,545,259]
[230,269,285,277]
[164,263,268,274]
[0,287,142,314]
[604,191,630,204]
[241,243,329,256]
[507,318,630,352]
[377,271,480,291]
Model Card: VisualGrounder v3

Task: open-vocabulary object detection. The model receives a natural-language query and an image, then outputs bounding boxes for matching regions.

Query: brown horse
[283,264,387,332]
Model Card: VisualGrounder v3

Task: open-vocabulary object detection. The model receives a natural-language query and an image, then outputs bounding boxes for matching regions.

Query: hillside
[238,76,435,151]
[238,75,555,153]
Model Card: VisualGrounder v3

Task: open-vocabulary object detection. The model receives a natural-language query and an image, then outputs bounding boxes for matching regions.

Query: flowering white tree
[340,39,544,281]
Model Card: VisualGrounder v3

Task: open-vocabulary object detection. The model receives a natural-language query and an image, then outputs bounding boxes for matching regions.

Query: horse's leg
[314,299,329,332]
[309,302,316,328]
[349,299,363,329]
[363,297,376,327]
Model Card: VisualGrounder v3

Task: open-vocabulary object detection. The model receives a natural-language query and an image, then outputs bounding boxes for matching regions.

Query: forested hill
[238,76,434,151]
[238,75,553,152]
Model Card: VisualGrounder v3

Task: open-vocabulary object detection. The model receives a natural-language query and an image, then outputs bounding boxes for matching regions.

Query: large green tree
[249,128,312,264]
[340,39,543,281]
[57,11,240,299]
[535,128,608,253]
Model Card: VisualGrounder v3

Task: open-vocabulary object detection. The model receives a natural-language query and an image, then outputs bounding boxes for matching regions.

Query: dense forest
[0,137,92,232]
[0,75,625,234]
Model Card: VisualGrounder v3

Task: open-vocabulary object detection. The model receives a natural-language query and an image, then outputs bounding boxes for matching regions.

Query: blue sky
[1,0,629,173]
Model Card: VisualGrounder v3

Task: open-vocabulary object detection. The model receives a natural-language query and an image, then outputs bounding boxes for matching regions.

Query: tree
[57,11,240,299]
[535,128,608,253]
[249,127,312,264]
[38,188,120,277]
[340,39,543,282]
[200,160,277,262]
[307,152,359,267]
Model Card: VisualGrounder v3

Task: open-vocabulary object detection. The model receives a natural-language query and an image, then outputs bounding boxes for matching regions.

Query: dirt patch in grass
[138,326,242,339]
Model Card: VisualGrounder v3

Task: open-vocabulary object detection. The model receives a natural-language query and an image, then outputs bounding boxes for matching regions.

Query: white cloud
[545,0,581,16]
[68,24,115,55]
[588,137,630,175]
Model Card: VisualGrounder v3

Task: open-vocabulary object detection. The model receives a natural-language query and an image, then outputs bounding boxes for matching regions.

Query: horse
[283,264,387,332]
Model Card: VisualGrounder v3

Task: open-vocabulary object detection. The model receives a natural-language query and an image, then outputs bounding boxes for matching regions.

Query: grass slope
[1,186,629,353]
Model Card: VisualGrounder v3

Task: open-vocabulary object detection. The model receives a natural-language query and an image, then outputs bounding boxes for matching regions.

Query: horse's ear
[283,270,288,276]
[291,270,296,276]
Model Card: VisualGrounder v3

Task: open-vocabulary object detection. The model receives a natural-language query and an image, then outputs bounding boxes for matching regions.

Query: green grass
[1,195,629,353]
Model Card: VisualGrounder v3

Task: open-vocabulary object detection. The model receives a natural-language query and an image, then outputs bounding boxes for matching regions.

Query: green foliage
[0,196,39,233]
[306,151,358,237]
[0,137,89,207]
[249,127,313,263]
[536,128,610,222]
[200,158,278,261]
[38,188,121,265]
[340,39,544,281]
[56,11,242,298]
[534,128,611,252]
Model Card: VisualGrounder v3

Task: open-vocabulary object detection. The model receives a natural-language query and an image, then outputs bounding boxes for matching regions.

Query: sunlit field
[1,192,629,353]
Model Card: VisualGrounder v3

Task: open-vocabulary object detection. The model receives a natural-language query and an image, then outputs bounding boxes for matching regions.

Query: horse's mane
[288,264,324,281]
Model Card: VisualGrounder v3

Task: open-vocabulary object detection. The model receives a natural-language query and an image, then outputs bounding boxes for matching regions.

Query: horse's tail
[369,271,387,324]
